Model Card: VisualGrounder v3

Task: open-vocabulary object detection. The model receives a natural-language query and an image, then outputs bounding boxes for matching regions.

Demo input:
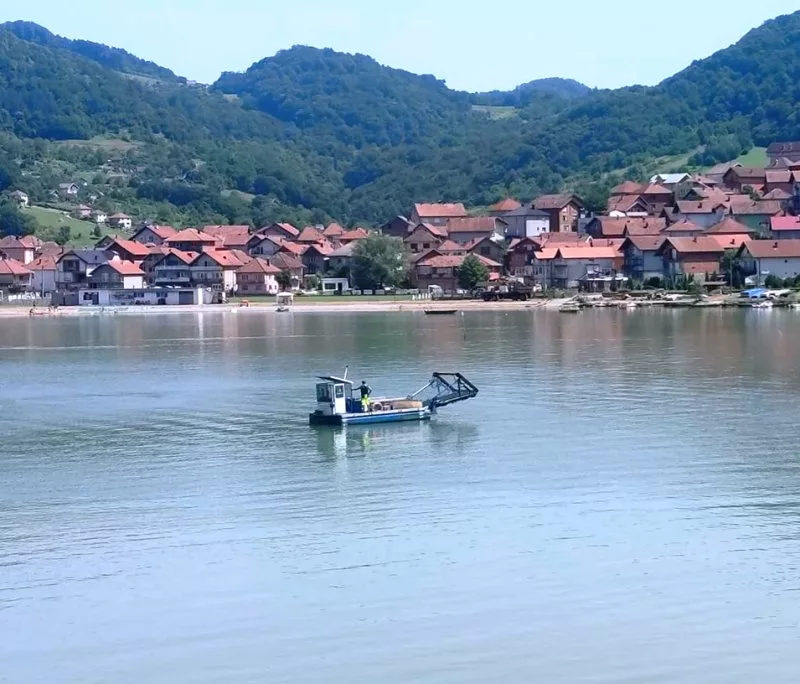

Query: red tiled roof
[771,216,800,231]
[641,183,672,196]
[104,260,145,276]
[416,253,500,269]
[704,217,754,234]
[490,198,522,212]
[278,241,306,256]
[406,222,448,240]
[0,258,32,276]
[151,225,177,239]
[109,213,130,220]
[741,239,800,258]
[303,241,334,256]
[266,252,304,270]
[340,227,369,241]
[108,238,151,258]
[763,188,792,200]
[165,228,218,244]
[610,181,645,195]
[592,217,666,237]
[661,236,725,254]
[623,236,666,252]
[237,257,281,274]
[323,222,345,237]
[663,219,704,233]
[731,200,783,216]
[555,246,619,260]
[297,226,326,243]
[27,254,59,271]
[709,235,750,250]
[607,195,651,213]
[446,217,503,233]
[413,203,467,218]
[675,200,726,214]
[194,248,247,267]
[534,194,581,210]
[0,235,42,249]
[728,167,767,180]
[537,232,591,245]
[436,239,465,253]
[765,169,792,184]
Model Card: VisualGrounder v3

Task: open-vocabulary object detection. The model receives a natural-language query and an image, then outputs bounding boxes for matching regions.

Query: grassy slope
[25,205,113,247]
[736,146,768,166]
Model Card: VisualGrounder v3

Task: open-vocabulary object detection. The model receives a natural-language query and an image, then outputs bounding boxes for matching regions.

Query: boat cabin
[315,376,360,417]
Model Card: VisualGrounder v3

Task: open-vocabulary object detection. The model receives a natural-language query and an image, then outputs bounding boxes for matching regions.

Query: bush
[764,274,783,289]
[644,276,664,289]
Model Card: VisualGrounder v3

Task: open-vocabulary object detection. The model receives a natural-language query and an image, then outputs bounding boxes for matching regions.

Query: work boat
[309,372,479,426]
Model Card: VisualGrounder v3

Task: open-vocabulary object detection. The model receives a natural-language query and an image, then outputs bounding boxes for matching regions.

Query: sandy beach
[0,298,570,318]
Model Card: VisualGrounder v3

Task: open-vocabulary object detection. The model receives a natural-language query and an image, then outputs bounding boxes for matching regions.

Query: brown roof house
[131,224,177,245]
[769,216,800,240]
[722,167,767,192]
[404,223,448,255]
[667,200,728,228]
[489,198,522,216]
[165,228,220,252]
[729,200,784,233]
[0,235,42,264]
[380,216,413,238]
[0,258,32,290]
[410,203,468,226]
[620,236,667,282]
[413,253,501,292]
[767,141,800,166]
[86,260,146,290]
[656,236,724,284]
[236,257,282,295]
[736,239,800,285]
[584,217,666,239]
[265,252,305,290]
[533,194,583,233]
[190,248,247,293]
[445,216,506,244]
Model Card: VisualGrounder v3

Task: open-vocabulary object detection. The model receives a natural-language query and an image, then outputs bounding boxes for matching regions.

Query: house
[668,201,727,228]
[247,234,287,257]
[0,235,42,264]
[413,253,501,292]
[189,249,246,293]
[130,224,177,245]
[380,216,413,238]
[639,183,673,213]
[489,198,522,216]
[466,236,506,264]
[404,223,448,254]
[27,254,59,294]
[165,228,219,252]
[322,223,345,241]
[501,205,551,238]
[297,226,327,245]
[236,257,281,295]
[445,216,506,244]
[260,222,300,240]
[543,246,620,289]
[104,238,151,264]
[620,236,666,282]
[736,239,800,284]
[339,228,370,244]
[661,219,705,237]
[0,258,32,289]
[767,141,800,166]
[301,242,333,275]
[610,181,646,196]
[704,217,755,236]
[72,205,93,220]
[769,216,800,240]
[507,237,545,278]
[656,237,724,283]
[152,249,197,287]
[327,242,355,277]
[92,210,108,224]
[58,183,79,199]
[705,162,741,185]
[321,278,352,295]
[533,194,583,233]
[202,225,252,251]
[729,200,783,233]
[410,203,468,226]
[607,194,653,216]
[722,167,767,192]
[650,173,691,188]
[265,252,305,289]
[764,169,795,195]
[584,217,666,239]
[108,213,133,230]
[56,250,110,289]
[763,188,792,201]
[86,261,146,290]
[9,190,29,208]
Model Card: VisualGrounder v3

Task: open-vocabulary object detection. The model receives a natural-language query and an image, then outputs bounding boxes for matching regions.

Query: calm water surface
[2,309,800,683]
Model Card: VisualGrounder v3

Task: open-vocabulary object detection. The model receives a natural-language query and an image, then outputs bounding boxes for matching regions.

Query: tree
[0,201,37,237]
[351,233,404,290]
[276,270,292,291]
[56,225,72,245]
[457,254,489,291]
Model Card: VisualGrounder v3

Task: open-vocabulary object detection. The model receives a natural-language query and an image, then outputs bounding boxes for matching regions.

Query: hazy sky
[5,1,799,90]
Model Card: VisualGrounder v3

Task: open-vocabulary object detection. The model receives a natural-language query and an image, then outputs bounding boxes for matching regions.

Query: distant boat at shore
[424,309,458,315]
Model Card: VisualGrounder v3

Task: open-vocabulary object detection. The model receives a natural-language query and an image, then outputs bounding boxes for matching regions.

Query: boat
[309,371,479,426]
[559,301,581,313]
[752,300,773,309]
[424,309,458,315]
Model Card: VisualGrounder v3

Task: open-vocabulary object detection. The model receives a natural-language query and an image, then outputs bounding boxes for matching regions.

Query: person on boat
[359,380,373,412]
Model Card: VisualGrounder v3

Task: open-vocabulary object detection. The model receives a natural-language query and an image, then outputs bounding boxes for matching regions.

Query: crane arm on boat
[409,372,479,410]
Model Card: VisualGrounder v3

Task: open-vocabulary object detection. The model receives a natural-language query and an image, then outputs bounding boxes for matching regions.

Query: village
[4,142,800,308]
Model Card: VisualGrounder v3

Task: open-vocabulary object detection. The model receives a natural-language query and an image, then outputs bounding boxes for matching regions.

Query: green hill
[1,11,800,226]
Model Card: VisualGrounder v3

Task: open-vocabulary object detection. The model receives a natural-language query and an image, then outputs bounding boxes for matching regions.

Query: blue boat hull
[309,408,431,426]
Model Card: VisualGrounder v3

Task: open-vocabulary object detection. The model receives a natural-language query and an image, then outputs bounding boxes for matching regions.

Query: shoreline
[0,299,568,318]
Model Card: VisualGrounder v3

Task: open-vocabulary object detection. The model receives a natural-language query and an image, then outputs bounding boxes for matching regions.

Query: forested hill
[1,21,180,83]
[1,11,800,226]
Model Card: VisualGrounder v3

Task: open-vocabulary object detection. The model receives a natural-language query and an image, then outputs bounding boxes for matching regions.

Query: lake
[2,308,800,683]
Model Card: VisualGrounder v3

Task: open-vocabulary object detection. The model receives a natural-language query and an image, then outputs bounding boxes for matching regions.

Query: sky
[5,0,800,91]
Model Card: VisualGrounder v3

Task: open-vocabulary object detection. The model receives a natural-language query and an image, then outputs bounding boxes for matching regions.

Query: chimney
[774,242,779,249]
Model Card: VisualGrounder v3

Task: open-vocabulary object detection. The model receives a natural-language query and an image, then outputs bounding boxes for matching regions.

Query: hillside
[1,12,800,226]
